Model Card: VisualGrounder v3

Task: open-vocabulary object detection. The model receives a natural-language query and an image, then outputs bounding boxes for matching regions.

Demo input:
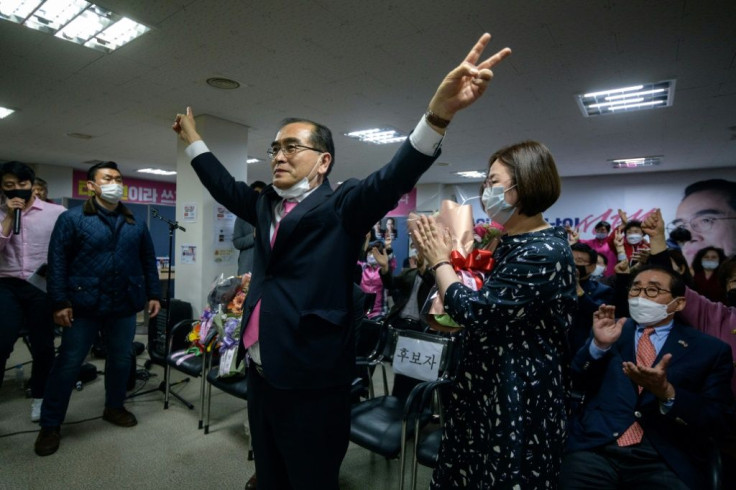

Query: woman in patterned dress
[413,141,577,488]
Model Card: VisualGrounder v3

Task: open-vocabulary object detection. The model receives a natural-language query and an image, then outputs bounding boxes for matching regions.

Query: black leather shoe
[35,426,61,456]
[102,407,138,427]
[245,473,257,490]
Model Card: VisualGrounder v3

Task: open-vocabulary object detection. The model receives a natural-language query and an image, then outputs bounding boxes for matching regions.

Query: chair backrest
[387,327,458,383]
[355,317,387,359]
[147,298,193,364]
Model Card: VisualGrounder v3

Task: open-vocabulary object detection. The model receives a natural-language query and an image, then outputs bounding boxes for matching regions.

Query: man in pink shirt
[0,162,66,422]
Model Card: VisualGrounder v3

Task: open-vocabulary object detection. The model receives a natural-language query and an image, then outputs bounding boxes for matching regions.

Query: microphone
[13,208,20,235]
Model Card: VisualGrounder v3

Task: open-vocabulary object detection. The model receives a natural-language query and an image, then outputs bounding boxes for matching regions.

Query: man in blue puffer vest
[34,161,162,456]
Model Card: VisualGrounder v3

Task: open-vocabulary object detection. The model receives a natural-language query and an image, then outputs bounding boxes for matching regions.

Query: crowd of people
[2,28,735,490]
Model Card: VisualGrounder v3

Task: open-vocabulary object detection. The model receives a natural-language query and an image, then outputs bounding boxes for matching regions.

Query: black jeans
[0,278,55,398]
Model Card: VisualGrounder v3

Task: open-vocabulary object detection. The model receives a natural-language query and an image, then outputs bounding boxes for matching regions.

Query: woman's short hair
[486,140,561,216]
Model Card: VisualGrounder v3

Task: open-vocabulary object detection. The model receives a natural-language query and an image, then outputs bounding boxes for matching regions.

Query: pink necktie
[617,327,656,446]
[243,200,297,350]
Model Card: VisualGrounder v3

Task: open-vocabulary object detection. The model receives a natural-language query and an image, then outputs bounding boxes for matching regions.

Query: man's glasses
[267,144,322,160]
[628,286,672,298]
[667,215,736,234]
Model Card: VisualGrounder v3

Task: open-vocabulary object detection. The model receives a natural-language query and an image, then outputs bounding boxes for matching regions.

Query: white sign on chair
[392,336,445,382]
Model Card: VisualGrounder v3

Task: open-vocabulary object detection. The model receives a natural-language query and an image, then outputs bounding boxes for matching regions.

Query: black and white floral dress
[431,226,576,489]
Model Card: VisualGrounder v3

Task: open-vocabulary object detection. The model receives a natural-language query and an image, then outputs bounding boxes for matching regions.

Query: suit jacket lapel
[619,320,637,363]
[258,187,278,261]
[655,321,690,366]
[270,180,332,254]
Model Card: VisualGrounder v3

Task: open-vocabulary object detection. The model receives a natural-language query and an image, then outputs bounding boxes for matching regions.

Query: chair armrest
[167,319,198,355]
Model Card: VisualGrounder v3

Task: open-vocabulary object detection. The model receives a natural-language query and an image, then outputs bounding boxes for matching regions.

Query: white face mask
[701,259,719,270]
[273,154,323,200]
[481,184,516,225]
[592,264,605,278]
[595,232,608,240]
[626,233,643,245]
[366,254,377,265]
[98,183,123,205]
[628,296,676,327]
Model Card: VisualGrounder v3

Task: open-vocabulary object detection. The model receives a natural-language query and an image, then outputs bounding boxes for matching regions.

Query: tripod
[127,207,192,409]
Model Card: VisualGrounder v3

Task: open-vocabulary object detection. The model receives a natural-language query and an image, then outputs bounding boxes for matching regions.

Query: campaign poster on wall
[73,169,176,205]
[444,168,735,266]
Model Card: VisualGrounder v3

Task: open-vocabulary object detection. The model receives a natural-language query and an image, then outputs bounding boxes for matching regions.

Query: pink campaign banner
[386,188,416,217]
[73,169,176,205]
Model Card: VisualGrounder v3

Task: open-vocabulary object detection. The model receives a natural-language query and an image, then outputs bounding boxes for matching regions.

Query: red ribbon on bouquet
[449,249,495,289]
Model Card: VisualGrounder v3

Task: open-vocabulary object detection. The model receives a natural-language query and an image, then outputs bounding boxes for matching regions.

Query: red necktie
[243,200,297,349]
[617,327,656,446]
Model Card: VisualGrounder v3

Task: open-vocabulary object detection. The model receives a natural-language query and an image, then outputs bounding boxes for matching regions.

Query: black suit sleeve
[337,139,438,235]
[191,152,259,223]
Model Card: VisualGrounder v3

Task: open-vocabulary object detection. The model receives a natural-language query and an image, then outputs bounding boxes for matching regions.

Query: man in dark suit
[173,34,511,490]
[568,242,615,354]
[561,265,734,490]
[375,243,435,332]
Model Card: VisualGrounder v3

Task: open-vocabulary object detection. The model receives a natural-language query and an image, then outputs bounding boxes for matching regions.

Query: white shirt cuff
[185,140,210,160]
[409,116,444,156]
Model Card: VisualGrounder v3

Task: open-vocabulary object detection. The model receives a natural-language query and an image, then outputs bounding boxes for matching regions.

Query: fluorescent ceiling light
[0,0,150,52]
[608,156,662,169]
[344,128,407,145]
[455,170,486,179]
[137,168,176,176]
[577,80,675,117]
[583,85,643,98]
[0,106,15,118]
[608,100,665,111]
[246,158,260,164]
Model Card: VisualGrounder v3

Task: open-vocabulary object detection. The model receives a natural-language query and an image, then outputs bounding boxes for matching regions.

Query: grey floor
[1,333,434,490]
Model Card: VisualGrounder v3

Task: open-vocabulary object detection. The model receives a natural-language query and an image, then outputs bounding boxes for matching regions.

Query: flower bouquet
[413,200,500,331]
[214,273,251,378]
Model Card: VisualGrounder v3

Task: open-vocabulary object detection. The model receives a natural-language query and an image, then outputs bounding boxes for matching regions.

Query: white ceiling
[1,0,735,186]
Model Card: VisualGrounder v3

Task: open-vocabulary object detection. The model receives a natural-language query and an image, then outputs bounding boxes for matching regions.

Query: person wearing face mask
[0,162,66,422]
[34,161,161,457]
[173,33,512,490]
[412,140,576,488]
[642,209,736,395]
[561,265,734,490]
[568,243,615,355]
[613,220,651,265]
[692,246,727,304]
[579,221,618,277]
[357,240,391,320]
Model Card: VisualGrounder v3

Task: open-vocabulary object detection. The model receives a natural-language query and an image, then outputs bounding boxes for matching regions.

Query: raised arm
[425,33,511,133]
[344,34,512,234]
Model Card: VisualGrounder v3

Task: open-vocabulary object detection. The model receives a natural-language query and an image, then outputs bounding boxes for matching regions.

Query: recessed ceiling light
[138,168,177,176]
[0,106,15,119]
[206,77,240,89]
[608,156,662,169]
[455,170,486,179]
[577,80,675,117]
[344,128,407,145]
[0,1,150,53]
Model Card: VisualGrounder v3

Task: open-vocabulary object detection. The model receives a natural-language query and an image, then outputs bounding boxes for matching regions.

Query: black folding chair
[349,327,459,490]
